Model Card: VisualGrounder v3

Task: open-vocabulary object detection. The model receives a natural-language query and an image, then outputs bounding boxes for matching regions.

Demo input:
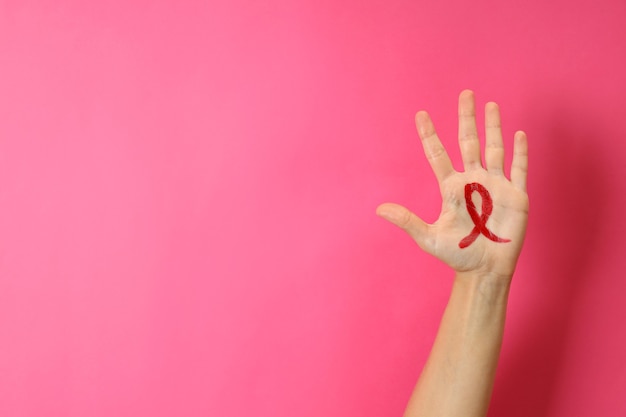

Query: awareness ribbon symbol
[458,183,511,249]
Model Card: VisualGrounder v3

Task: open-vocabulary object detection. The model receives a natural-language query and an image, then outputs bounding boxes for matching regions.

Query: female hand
[376,90,528,280]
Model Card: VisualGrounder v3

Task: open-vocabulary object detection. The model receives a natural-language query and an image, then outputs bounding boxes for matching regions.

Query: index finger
[415,111,455,183]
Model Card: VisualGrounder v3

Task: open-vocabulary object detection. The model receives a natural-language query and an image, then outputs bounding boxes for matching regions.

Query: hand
[377,90,528,280]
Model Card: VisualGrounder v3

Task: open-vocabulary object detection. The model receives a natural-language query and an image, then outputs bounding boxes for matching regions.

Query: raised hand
[376,90,528,280]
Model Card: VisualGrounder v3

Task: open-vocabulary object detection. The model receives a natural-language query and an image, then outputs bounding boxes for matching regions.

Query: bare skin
[377,90,528,417]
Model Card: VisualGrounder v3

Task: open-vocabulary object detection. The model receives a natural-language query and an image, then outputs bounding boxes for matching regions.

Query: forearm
[403,272,511,417]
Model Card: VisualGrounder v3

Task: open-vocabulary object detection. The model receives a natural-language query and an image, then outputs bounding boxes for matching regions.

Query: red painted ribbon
[458,182,511,249]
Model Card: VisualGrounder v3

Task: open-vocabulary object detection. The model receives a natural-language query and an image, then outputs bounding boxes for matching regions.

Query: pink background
[1,1,625,416]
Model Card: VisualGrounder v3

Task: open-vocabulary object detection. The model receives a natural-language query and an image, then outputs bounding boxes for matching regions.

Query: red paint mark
[459,183,511,249]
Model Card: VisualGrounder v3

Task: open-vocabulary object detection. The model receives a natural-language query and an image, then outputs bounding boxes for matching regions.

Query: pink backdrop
[1,1,625,416]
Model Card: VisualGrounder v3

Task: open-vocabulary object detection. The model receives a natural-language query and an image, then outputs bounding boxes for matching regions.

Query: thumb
[376,203,432,251]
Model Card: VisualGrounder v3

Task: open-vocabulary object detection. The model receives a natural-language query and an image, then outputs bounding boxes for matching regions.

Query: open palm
[377,90,528,279]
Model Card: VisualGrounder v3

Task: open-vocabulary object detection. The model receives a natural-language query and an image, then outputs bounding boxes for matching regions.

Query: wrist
[456,269,513,285]
[453,270,512,304]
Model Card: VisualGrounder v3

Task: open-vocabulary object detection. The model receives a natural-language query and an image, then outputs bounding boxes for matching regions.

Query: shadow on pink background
[1,1,625,416]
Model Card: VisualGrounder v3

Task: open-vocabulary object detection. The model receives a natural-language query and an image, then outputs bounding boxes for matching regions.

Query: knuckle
[486,142,504,150]
[399,209,413,228]
[427,144,446,160]
[459,132,479,142]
